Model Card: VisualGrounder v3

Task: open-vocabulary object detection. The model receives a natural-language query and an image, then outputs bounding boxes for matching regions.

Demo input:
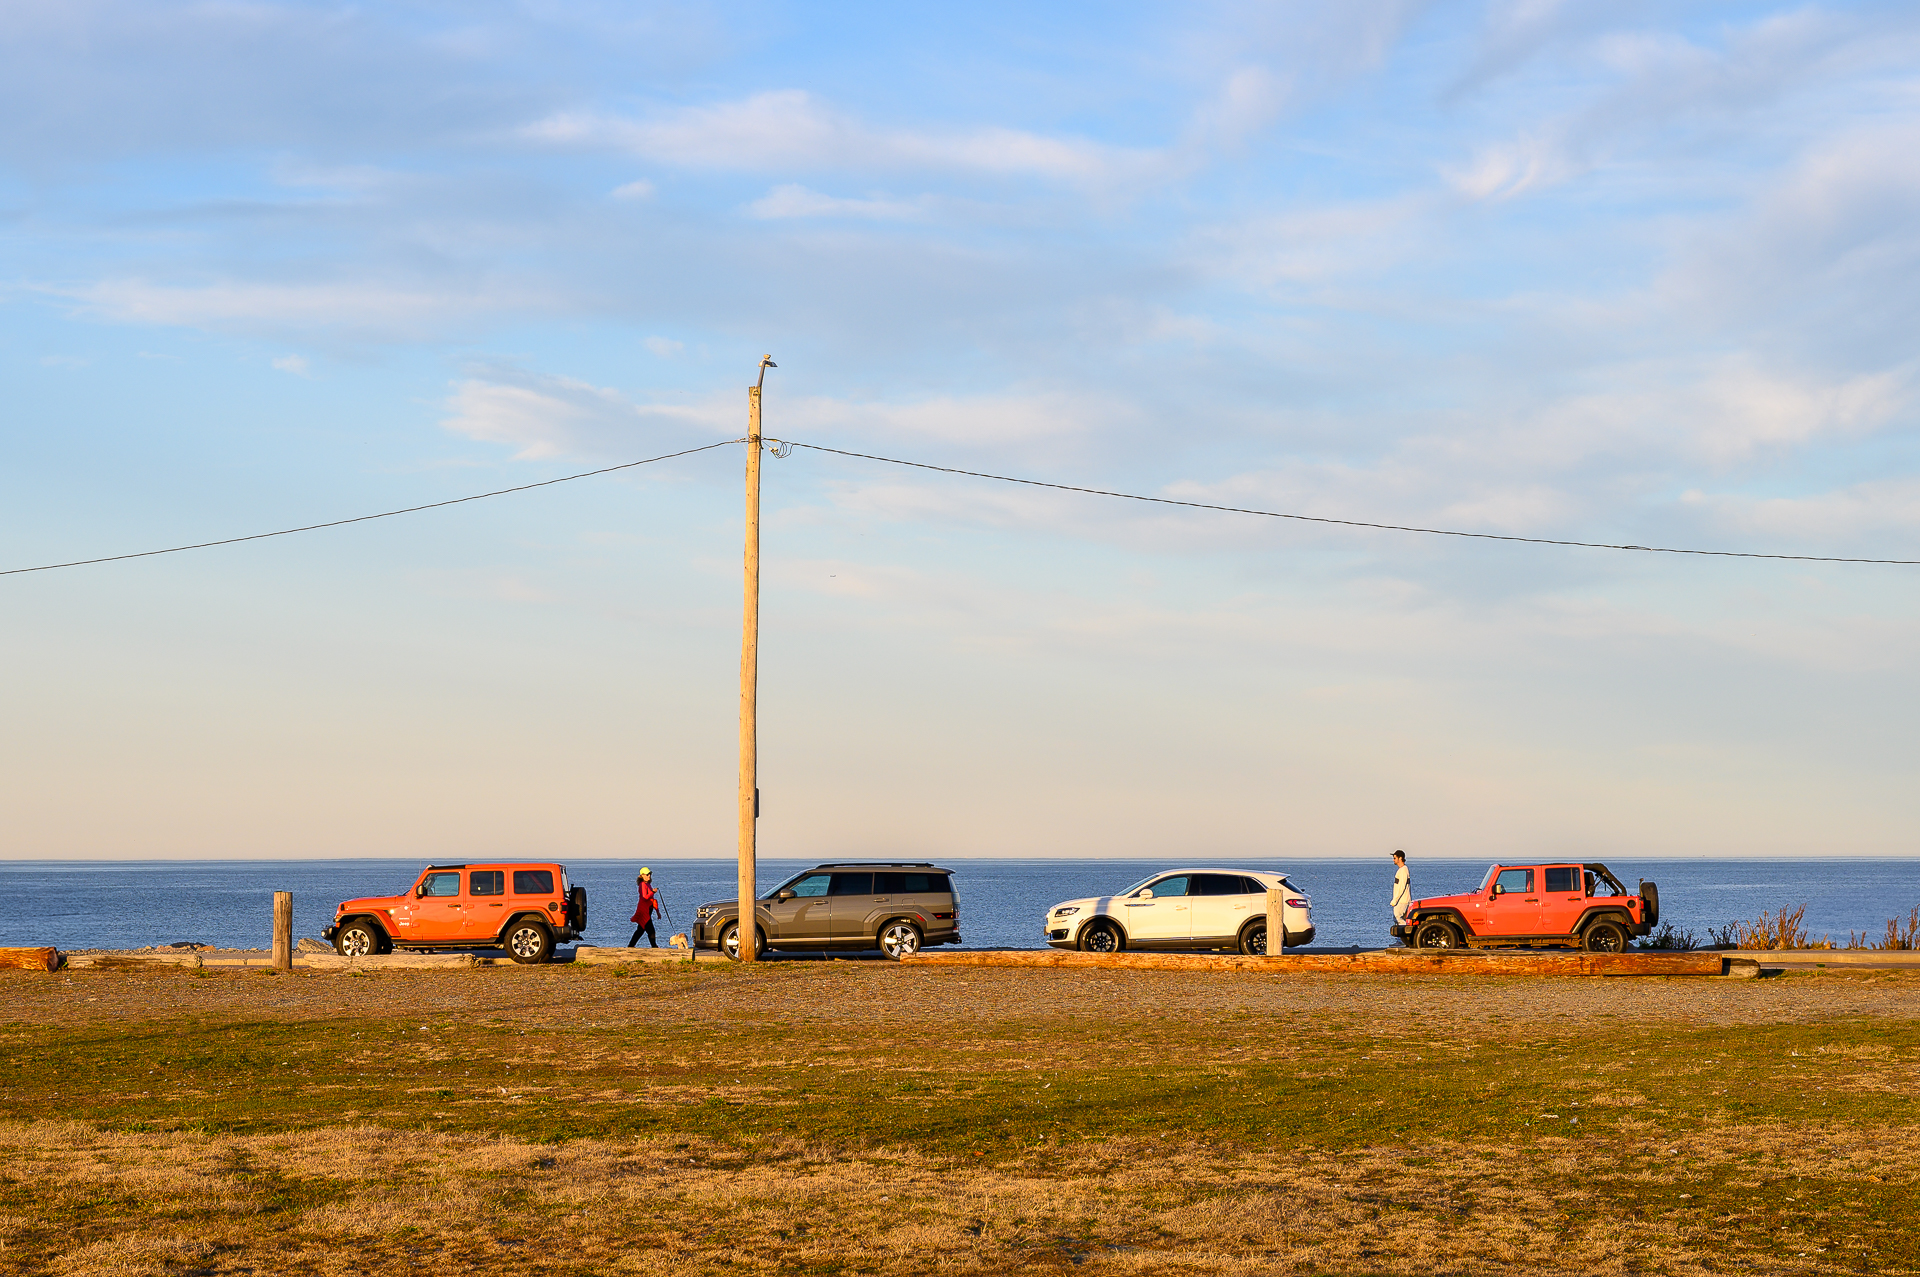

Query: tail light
[1286,898,1308,909]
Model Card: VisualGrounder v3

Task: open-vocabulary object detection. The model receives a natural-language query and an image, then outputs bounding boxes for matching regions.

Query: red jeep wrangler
[1391,862,1658,952]
[323,863,586,964]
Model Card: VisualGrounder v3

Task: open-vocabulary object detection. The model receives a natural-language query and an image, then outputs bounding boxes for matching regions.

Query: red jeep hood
[336,894,407,914]
[1410,892,1478,911]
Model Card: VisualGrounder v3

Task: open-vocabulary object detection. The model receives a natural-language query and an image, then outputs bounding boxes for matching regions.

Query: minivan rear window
[470,870,504,896]
[513,869,554,895]
[875,872,948,894]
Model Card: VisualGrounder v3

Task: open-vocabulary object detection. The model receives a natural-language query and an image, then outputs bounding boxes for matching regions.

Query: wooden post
[273,891,293,971]
[1266,887,1284,956]
[737,356,774,964]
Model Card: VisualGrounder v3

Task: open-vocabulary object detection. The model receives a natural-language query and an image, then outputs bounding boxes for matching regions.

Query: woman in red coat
[628,867,662,948]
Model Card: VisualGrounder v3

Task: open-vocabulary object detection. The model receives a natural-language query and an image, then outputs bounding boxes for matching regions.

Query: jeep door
[411,870,465,941]
[762,872,833,946]
[1481,867,1540,936]
[1538,866,1585,936]
[1120,875,1192,945]
[466,869,509,941]
[826,872,878,945]
[1187,874,1258,945]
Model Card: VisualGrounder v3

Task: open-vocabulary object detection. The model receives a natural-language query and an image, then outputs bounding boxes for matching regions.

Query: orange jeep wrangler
[323,863,586,964]
[1391,862,1658,952]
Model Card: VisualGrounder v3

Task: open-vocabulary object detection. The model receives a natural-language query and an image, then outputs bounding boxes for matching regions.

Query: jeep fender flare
[1080,915,1128,949]
[495,911,554,944]
[1577,909,1636,937]
[1408,908,1474,938]
[339,914,392,945]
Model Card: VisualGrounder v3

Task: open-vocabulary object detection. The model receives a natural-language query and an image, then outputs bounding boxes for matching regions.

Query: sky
[3,0,1918,862]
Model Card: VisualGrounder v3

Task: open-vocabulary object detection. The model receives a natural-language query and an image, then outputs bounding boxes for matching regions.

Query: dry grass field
[4,960,1918,1276]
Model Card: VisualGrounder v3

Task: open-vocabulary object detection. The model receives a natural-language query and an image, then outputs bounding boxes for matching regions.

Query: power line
[0,440,741,578]
[787,442,1920,567]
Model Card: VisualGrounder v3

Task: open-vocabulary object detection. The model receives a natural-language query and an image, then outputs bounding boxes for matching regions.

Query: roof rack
[814,862,937,868]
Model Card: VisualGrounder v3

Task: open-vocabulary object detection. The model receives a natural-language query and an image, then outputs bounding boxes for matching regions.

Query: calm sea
[2,857,1916,953]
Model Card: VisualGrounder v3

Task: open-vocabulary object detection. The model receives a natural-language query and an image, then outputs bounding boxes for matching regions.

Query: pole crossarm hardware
[737,355,777,964]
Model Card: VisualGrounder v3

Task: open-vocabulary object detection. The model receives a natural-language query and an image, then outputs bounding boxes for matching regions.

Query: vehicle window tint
[469,871,504,896]
[1145,875,1190,898]
[1544,867,1578,893]
[829,872,874,896]
[1190,874,1238,896]
[1240,877,1269,896]
[1495,869,1533,894]
[787,874,831,898]
[875,872,946,893]
[420,872,461,898]
[512,869,554,895]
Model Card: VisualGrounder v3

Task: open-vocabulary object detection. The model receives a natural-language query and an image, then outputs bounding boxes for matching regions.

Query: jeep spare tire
[568,885,588,931]
[1640,881,1660,927]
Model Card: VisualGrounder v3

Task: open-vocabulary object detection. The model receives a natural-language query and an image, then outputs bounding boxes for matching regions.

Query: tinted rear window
[470,871,504,896]
[875,872,949,894]
[828,872,873,896]
[513,870,554,895]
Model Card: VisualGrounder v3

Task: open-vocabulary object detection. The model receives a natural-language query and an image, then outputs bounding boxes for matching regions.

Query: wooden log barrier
[295,952,479,970]
[900,948,1724,976]
[571,945,697,966]
[0,947,61,972]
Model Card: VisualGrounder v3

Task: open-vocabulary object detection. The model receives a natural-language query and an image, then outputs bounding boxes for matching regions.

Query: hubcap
[341,929,371,957]
[510,928,544,958]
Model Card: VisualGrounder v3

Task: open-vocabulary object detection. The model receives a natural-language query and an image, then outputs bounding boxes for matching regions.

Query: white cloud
[611,179,655,201]
[441,367,731,460]
[747,184,924,221]
[523,90,1164,189]
[45,277,543,339]
[270,354,309,375]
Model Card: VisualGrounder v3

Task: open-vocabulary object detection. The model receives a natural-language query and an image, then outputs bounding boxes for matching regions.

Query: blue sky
[3,0,1918,861]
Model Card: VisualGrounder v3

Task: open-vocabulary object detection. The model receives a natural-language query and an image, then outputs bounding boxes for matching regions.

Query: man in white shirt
[1390,850,1412,937]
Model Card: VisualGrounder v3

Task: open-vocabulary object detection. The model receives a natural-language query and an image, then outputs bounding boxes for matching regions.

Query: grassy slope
[3,967,1918,1275]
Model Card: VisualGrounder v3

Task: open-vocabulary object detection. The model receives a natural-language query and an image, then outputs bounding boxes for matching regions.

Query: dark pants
[627,921,657,948]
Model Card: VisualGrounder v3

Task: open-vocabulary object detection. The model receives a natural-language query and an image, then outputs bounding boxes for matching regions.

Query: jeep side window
[1544,867,1578,893]
[512,870,553,895]
[1494,869,1532,894]
[470,871,505,896]
[787,874,831,898]
[828,872,874,896]
[420,872,461,898]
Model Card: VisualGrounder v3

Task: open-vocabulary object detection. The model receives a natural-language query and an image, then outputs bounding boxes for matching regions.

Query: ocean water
[2,856,1916,953]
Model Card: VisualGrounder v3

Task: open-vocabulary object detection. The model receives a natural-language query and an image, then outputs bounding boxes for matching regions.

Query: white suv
[1044,868,1313,955]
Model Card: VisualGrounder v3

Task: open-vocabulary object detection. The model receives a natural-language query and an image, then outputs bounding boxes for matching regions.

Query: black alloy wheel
[1414,920,1463,950]
[1240,922,1268,956]
[1582,921,1630,953]
[335,920,380,958]
[1080,921,1121,954]
[506,920,554,964]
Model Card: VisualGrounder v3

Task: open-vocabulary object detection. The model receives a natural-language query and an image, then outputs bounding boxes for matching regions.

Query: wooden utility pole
[737,355,776,963]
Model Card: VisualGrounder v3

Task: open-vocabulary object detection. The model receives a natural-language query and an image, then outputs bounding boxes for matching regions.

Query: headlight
[1052,906,1080,917]
[697,905,718,920]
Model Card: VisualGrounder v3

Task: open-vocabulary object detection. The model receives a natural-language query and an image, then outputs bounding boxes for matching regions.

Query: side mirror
[416,884,427,898]
[1137,889,1154,900]
[1491,884,1504,896]
[777,890,795,902]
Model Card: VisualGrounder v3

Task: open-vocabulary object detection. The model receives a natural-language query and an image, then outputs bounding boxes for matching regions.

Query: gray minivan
[694,862,960,960]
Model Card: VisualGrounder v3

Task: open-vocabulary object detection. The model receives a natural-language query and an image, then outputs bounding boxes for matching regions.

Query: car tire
[1080,921,1122,954]
[1239,922,1267,956]
[1582,920,1629,953]
[505,920,554,964]
[720,922,765,962]
[1414,920,1463,949]
[335,920,381,958]
[878,921,922,960]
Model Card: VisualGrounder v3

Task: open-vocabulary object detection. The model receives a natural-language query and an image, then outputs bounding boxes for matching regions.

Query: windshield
[1478,864,1499,892]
